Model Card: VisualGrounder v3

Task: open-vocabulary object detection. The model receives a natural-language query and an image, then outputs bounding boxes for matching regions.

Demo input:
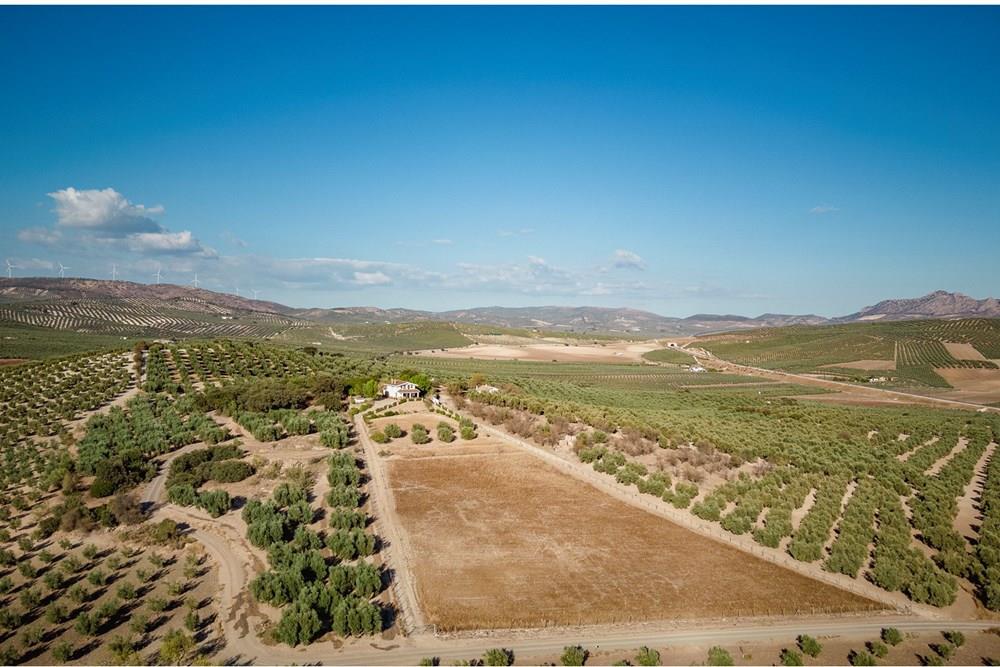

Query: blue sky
[2,6,998,316]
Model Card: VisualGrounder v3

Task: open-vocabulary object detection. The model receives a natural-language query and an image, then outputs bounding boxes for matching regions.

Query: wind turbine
[190,273,200,288]
[58,262,70,279]
[234,285,240,298]
[111,264,119,281]
[5,260,15,279]
[154,266,163,285]
[251,289,260,300]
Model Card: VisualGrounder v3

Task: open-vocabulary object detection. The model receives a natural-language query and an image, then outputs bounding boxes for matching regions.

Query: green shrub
[483,648,513,666]
[707,646,734,666]
[636,646,661,666]
[561,645,588,666]
[798,634,822,658]
[881,628,903,646]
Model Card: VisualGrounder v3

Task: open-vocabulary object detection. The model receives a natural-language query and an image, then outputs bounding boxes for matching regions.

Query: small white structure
[352,396,368,404]
[383,380,421,399]
[688,365,707,373]
[474,384,500,394]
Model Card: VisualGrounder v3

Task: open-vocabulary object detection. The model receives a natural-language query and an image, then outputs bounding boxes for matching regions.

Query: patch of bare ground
[553,628,1000,666]
[386,445,877,631]
[415,340,660,364]
[821,359,897,371]
[899,437,939,463]
[932,368,1000,405]
[943,342,990,361]
[926,437,969,476]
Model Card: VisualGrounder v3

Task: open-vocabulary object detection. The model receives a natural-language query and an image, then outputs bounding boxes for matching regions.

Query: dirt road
[354,412,428,633]
[679,346,1000,413]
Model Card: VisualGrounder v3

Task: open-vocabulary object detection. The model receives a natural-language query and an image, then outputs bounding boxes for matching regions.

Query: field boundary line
[355,412,429,635]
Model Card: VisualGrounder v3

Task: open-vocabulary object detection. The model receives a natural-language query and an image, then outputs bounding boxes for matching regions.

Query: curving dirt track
[136,408,1000,664]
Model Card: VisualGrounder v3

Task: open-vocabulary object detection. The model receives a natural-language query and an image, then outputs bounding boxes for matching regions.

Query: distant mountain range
[1,278,997,336]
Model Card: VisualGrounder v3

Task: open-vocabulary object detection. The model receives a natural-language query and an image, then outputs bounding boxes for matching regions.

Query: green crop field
[271,321,472,354]
[699,318,1000,388]
[641,346,696,364]
[0,322,131,359]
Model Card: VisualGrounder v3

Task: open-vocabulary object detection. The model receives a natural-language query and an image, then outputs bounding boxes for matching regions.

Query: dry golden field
[386,442,880,630]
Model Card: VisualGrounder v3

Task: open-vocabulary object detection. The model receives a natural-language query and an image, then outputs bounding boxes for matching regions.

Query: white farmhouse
[688,365,707,373]
[383,380,421,399]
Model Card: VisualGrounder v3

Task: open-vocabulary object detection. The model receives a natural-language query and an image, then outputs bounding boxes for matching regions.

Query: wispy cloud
[809,204,840,215]
[498,227,534,237]
[17,227,62,244]
[221,230,249,248]
[431,238,453,245]
[612,249,646,270]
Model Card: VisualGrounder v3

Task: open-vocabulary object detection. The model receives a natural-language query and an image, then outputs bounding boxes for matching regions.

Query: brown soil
[386,444,879,631]
[821,359,896,371]
[0,358,27,365]
[416,341,659,364]
[943,342,989,361]
[933,368,1000,404]
[535,628,1000,666]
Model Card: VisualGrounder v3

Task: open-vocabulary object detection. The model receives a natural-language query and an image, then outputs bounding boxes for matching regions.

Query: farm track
[124,404,1000,663]
[684,347,1000,412]
[141,442,1000,665]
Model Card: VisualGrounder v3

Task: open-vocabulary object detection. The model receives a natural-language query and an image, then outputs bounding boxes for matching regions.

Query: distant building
[689,365,707,373]
[352,396,367,404]
[383,380,421,399]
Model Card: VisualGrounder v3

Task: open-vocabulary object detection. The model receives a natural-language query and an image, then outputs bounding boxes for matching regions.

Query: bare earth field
[416,341,660,363]
[385,442,878,631]
[933,367,1000,404]
[943,342,989,361]
[821,359,896,371]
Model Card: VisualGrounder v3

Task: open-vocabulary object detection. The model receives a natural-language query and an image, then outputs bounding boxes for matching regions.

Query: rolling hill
[0,278,996,342]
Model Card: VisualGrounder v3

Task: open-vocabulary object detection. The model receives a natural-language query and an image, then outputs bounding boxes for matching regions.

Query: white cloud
[127,231,217,257]
[20,186,214,258]
[431,239,453,245]
[352,271,392,286]
[48,187,164,234]
[809,204,840,214]
[612,249,646,270]
[17,227,62,244]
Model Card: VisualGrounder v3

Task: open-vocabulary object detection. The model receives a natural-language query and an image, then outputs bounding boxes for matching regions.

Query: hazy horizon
[3,6,998,316]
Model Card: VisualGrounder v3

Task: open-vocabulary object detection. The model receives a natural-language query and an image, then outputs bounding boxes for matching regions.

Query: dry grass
[387,445,881,631]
